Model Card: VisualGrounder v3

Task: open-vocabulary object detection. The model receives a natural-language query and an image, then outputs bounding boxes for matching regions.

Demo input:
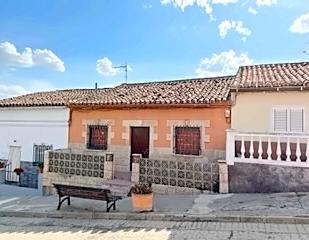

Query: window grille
[33,144,53,163]
[87,125,108,150]
[174,127,201,156]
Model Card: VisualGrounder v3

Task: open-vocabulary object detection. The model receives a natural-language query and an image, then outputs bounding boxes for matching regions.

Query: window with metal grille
[33,144,53,163]
[174,127,201,156]
[87,125,108,150]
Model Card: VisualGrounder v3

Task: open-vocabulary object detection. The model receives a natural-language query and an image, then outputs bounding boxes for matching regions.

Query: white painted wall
[0,107,69,161]
[231,91,309,133]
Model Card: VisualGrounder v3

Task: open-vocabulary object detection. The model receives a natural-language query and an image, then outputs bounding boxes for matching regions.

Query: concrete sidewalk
[2,184,309,223]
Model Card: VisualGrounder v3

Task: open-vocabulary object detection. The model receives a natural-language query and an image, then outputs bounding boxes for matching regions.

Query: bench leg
[106,201,116,212]
[57,196,70,210]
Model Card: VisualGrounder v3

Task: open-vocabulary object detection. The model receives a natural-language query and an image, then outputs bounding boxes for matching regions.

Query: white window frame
[271,106,305,134]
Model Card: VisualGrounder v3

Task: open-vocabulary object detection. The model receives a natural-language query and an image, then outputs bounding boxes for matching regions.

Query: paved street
[1,217,309,240]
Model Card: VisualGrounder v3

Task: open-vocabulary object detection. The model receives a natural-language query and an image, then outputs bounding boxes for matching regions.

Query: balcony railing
[226,129,309,167]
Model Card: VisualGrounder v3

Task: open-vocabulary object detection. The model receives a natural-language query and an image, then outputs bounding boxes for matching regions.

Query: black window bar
[87,125,108,150]
[174,126,201,156]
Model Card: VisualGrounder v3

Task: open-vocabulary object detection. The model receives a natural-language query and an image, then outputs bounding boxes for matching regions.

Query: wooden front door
[130,127,150,170]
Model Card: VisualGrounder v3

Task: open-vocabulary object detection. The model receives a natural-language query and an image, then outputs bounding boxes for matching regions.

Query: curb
[1,211,309,224]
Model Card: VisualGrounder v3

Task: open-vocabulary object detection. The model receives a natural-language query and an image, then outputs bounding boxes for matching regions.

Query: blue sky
[0,0,309,98]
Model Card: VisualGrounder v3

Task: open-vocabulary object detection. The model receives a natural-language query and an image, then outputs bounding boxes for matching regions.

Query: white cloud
[161,0,212,15]
[143,4,153,9]
[290,12,309,34]
[256,0,277,7]
[0,80,55,100]
[212,0,238,5]
[218,20,251,41]
[196,50,254,77]
[96,57,120,76]
[0,84,28,99]
[248,7,257,15]
[160,0,238,18]
[0,42,65,72]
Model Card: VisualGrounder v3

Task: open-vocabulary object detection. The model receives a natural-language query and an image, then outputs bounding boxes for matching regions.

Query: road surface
[0,217,309,239]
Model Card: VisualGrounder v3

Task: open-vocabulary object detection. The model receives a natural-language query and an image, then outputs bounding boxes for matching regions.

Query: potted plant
[38,162,44,173]
[130,183,153,212]
[13,168,24,176]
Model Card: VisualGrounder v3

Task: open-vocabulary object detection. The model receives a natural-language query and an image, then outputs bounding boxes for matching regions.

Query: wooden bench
[53,184,122,212]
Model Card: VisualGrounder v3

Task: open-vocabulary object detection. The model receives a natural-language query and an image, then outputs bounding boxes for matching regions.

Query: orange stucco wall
[69,107,230,151]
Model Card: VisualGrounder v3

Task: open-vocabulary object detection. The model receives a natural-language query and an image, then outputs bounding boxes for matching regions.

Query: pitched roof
[232,61,309,90]
[0,89,111,107]
[0,76,233,107]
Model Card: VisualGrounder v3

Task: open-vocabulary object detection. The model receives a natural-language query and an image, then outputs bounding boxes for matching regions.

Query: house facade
[0,77,233,193]
[0,106,69,162]
[226,62,309,193]
[68,77,232,182]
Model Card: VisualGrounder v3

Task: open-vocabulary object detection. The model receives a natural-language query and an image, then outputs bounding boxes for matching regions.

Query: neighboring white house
[226,61,309,193]
[0,89,91,163]
[0,107,70,162]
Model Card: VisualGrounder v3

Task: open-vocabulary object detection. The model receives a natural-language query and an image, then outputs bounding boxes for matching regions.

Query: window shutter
[273,108,288,132]
[290,108,304,132]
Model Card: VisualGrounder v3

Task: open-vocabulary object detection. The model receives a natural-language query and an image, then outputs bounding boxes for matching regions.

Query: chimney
[95,82,98,89]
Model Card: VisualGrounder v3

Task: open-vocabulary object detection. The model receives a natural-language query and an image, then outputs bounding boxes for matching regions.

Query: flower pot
[131,192,153,212]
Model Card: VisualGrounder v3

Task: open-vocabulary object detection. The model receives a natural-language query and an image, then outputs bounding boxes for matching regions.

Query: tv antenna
[113,64,128,84]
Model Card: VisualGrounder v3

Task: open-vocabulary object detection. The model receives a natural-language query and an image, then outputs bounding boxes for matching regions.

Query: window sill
[172,153,203,158]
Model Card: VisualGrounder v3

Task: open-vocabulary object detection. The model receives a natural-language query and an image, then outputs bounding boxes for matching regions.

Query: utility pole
[113,64,128,84]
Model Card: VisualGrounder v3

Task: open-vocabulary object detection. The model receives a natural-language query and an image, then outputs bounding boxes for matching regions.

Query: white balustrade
[249,136,254,159]
[226,129,309,168]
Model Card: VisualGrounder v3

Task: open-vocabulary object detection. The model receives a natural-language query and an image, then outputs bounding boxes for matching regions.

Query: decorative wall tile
[162,161,168,168]
[162,178,168,185]
[194,163,202,172]
[154,168,161,176]
[138,157,219,192]
[186,162,193,171]
[147,159,153,167]
[140,167,146,174]
[139,175,146,183]
[170,170,176,178]
[178,179,184,187]
[170,161,176,169]
[146,168,153,175]
[140,158,146,167]
[47,150,106,179]
[154,177,161,184]
[177,162,185,170]
[170,179,176,186]
[178,171,185,178]
[154,160,160,168]
[186,171,193,179]
[162,169,168,177]
[186,181,193,188]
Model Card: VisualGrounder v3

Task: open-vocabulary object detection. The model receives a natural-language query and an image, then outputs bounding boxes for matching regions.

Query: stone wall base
[229,162,309,193]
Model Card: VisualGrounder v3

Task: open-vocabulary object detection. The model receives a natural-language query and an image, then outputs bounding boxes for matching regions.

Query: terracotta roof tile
[0,76,233,107]
[233,62,309,90]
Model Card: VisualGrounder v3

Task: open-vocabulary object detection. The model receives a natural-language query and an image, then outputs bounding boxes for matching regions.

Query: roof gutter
[69,101,232,110]
[230,85,309,93]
